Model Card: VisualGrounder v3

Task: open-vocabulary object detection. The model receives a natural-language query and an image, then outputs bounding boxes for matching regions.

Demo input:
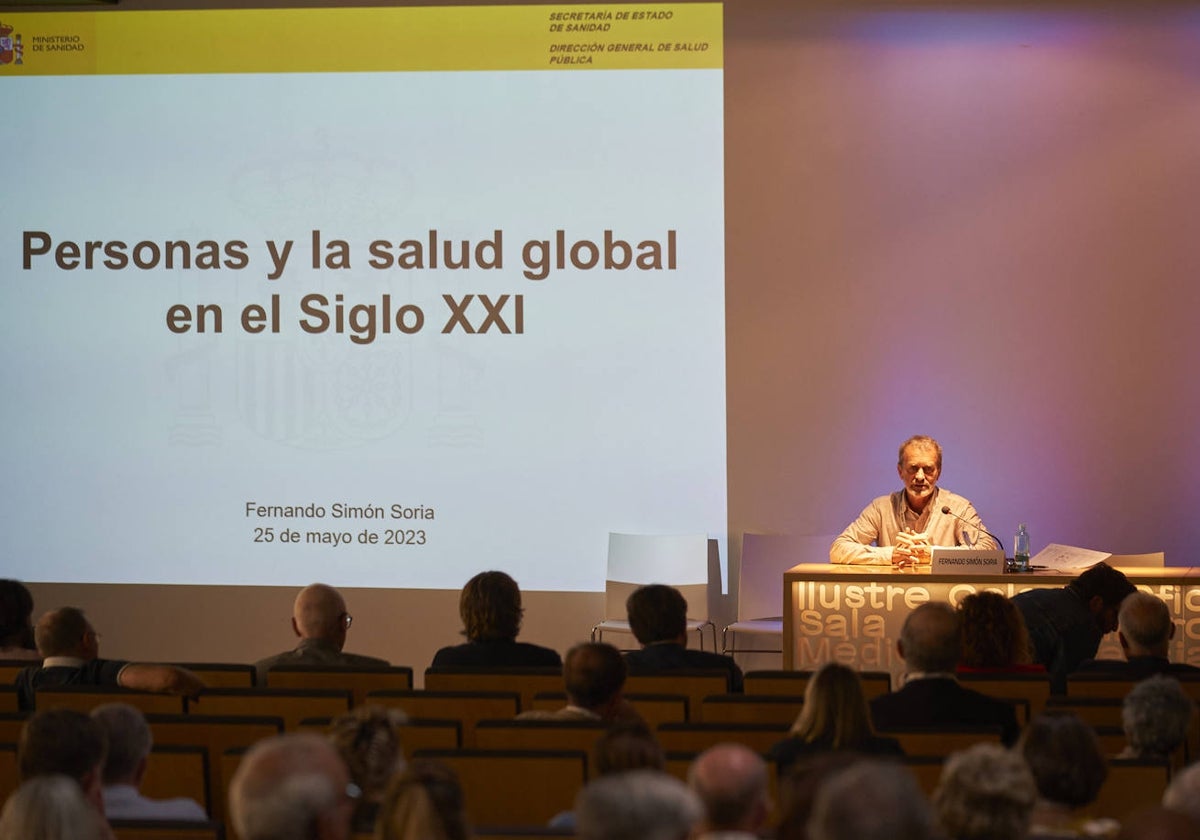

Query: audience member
[15,607,205,711]
[0,579,39,660]
[622,584,743,692]
[1161,761,1200,825]
[255,583,389,685]
[1114,807,1199,840]
[328,705,408,830]
[1012,562,1136,693]
[1119,676,1195,759]
[869,602,1019,745]
[1019,711,1117,839]
[957,591,1043,672]
[806,759,935,840]
[550,720,667,832]
[1074,591,1200,679]
[932,742,1037,840]
[18,708,109,815]
[517,641,637,722]
[0,775,113,840]
[768,662,902,775]
[575,769,702,840]
[688,743,771,839]
[375,758,469,840]
[430,570,562,668]
[773,751,861,840]
[228,733,357,840]
[90,702,207,821]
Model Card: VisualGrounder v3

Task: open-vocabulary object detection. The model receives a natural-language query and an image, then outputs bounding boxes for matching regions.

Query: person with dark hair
[0,579,39,660]
[830,435,997,566]
[375,758,470,840]
[869,602,1019,745]
[18,708,109,816]
[768,662,902,775]
[255,583,390,685]
[430,571,561,668]
[517,642,636,722]
[90,702,207,821]
[1074,591,1200,679]
[622,584,743,692]
[957,591,1044,673]
[15,607,205,712]
[1019,712,1116,838]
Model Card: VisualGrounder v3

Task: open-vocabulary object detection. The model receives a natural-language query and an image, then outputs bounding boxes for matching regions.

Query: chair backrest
[475,719,608,754]
[0,712,27,744]
[531,691,690,728]
[875,725,1003,757]
[190,688,351,731]
[424,668,562,712]
[1105,552,1165,568]
[737,534,835,620]
[142,744,211,817]
[0,661,34,685]
[365,690,521,747]
[902,755,945,797]
[0,742,17,811]
[605,533,710,619]
[744,669,893,701]
[625,672,730,721]
[0,686,17,714]
[171,663,256,688]
[655,722,788,754]
[109,819,226,840]
[1088,757,1171,820]
[34,686,187,716]
[265,665,414,706]
[957,672,1053,717]
[699,694,802,726]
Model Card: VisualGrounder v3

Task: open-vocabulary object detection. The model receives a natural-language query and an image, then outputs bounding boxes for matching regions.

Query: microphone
[940,505,1005,553]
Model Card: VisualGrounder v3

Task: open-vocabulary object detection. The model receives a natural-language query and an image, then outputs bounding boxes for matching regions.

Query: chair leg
[722,626,731,655]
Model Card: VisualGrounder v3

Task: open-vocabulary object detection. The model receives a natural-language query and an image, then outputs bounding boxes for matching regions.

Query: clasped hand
[892,529,931,567]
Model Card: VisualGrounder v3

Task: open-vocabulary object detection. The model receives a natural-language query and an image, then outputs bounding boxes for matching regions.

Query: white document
[1028,543,1112,572]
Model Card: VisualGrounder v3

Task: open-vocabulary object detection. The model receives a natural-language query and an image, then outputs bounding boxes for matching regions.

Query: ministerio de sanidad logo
[0,19,91,68]
[0,21,25,67]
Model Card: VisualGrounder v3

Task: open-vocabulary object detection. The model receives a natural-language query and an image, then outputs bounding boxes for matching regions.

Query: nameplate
[930,548,1006,575]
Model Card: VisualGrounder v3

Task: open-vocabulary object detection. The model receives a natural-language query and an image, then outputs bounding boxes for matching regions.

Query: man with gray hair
[687,743,770,838]
[575,769,702,840]
[1073,590,1200,679]
[90,702,207,821]
[1119,675,1196,759]
[228,733,357,840]
[808,759,935,840]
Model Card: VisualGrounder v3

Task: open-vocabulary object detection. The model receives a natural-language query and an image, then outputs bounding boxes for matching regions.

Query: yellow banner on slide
[0,4,721,75]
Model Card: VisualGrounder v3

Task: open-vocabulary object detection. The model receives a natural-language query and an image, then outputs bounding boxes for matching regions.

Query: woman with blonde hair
[0,775,113,840]
[767,662,902,775]
[375,758,470,840]
[328,705,408,832]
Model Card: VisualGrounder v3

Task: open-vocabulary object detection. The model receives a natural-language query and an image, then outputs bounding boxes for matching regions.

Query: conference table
[782,564,1200,688]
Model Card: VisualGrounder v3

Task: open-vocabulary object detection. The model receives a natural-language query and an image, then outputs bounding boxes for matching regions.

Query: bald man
[229,733,356,840]
[687,744,770,839]
[1072,590,1200,680]
[254,584,389,686]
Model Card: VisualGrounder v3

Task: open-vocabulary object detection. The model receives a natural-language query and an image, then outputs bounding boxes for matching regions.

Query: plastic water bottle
[1014,523,1031,572]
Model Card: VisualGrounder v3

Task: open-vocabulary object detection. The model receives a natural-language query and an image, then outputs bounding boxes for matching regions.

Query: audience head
[626,584,688,646]
[33,607,96,659]
[688,743,770,835]
[898,601,960,673]
[933,742,1037,840]
[292,584,353,649]
[229,733,356,840]
[375,758,469,840]
[593,720,665,776]
[90,703,152,786]
[789,662,873,747]
[0,774,111,840]
[575,769,702,840]
[458,571,524,643]
[807,759,934,840]
[1019,711,1107,809]
[1122,676,1195,758]
[1118,591,1175,658]
[564,642,627,715]
[957,591,1034,668]
[0,579,35,651]
[1071,563,1136,635]
[1162,761,1200,825]
[18,708,108,812]
[327,705,408,803]
[774,751,861,840]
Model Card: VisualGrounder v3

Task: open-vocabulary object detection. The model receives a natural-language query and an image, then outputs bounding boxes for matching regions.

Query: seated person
[621,584,743,693]
[932,743,1037,840]
[0,775,113,840]
[255,583,389,685]
[957,592,1044,673]
[517,642,639,723]
[376,758,470,840]
[830,435,996,566]
[1019,712,1116,839]
[15,608,205,712]
[688,744,772,839]
[327,705,408,832]
[870,603,1019,745]
[430,571,562,668]
[90,702,207,821]
[768,662,903,774]
[0,579,40,660]
[18,708,109,818]
[1118,675,1195,760]
[1073,590,1200,679]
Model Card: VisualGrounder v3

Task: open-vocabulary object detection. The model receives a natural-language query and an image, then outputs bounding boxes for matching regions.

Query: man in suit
[1072,590,1200,679]
[622,584,743,692]
[255,583,389,686]
[517,641,636,722]
[870,602,1019,745]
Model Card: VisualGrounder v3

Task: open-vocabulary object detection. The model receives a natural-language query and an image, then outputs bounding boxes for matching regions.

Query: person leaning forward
[830,434,997,567]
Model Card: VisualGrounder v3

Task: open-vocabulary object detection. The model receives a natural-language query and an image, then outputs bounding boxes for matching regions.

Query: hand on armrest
[118,663,207,698]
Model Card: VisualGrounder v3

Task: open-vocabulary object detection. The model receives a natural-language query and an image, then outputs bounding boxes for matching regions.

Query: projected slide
[0,5,725,590]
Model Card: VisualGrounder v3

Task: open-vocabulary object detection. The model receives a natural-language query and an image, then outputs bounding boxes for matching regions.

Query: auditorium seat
[474,719,607,755]
[530,691,690,727]
[171,663,256,689]
[191,688,351,730]
[365,689,520,747]
[875,725,1004,757]
[109,819,226,840]
[0,686,17,713]
[957,672,1053,718]
[0,661,32,685]
[744,669,892,701]
[412,748,588,826]
[0,712,26,743]
[1088,757,1171,820]
[699,694,802,725]
[266,665,414,706]
[625,671,730,721]
[142,744,212,818]
[35,686,187,715]
[1067,672,1200,703]
[1045,696,1124,728]
[655,721,788,754]
[902,755,945,797]
[0,742,17,807]
[423,667,562,712]
[297,715,463,753]
[474,827,574,840]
